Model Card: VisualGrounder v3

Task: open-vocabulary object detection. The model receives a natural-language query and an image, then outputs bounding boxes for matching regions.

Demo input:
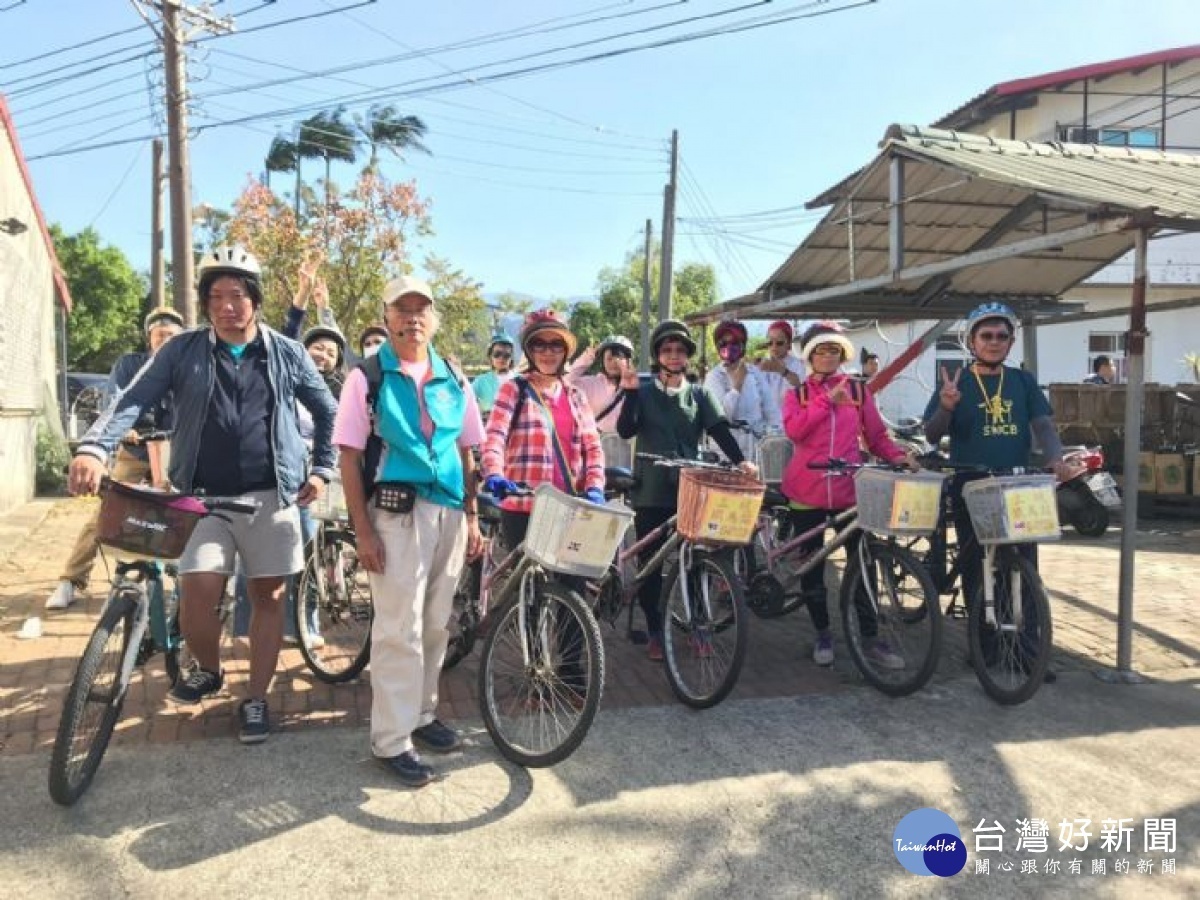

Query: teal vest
[374,343,468,509]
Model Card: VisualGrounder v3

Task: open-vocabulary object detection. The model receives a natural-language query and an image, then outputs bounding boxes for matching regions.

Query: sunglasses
[975,330,1013,343]
[491,350,512,359]
[529,340,566,353]
[717,340,743,350]
[767,339,789,347]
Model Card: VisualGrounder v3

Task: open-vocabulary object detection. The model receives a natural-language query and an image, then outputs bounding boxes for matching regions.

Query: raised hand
[312,277,329,310]
[939,364,963,411]
[618,357,640,390]
[828,380,852,405]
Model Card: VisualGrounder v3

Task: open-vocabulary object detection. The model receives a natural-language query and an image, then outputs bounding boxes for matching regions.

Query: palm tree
[297,107,358,197]
[264,134,297,189]
[355,104,430,170]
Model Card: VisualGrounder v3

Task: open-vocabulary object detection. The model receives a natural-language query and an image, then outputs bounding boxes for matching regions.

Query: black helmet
[650,319,696,356]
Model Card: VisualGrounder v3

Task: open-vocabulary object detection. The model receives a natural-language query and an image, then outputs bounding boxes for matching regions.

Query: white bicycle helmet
[196,245,262,281]
[597,334,635,357]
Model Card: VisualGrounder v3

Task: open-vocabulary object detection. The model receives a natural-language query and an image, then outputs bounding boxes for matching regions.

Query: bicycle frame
[757,505,860,581]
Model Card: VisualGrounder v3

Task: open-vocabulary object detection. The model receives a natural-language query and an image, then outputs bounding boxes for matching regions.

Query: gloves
[584,487,606,505]
[484,474,518,499]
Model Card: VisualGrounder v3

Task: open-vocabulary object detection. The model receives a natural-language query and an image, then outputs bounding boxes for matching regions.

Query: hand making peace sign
[939,364,963,411]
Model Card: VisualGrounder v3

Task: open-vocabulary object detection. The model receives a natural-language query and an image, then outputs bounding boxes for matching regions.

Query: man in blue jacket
[69,246,338,745]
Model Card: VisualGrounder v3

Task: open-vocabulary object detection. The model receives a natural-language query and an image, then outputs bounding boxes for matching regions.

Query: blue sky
[2,0,1196,302]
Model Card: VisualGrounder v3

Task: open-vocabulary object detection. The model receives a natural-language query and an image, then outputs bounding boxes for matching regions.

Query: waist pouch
[374,481,418,514]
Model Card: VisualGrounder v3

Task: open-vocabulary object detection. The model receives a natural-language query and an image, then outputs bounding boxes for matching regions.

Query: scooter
[1057,445,1121,537]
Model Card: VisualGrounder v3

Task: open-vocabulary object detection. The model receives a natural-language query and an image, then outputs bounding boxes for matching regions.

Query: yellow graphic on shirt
[979,395,1017,437]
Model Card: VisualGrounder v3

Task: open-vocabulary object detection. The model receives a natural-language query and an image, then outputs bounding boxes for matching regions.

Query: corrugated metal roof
[690,125,1200,324]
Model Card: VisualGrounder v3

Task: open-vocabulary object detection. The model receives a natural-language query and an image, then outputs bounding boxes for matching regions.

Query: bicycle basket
[96,481,207,559]
[525,484,635,578]
[310,474,348,521]
[757,434,794,484]
[676,468,765,546]
[854,468,948,537]
[962,474,1061,544]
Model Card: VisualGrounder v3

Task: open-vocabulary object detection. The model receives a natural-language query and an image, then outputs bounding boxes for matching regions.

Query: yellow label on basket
[697,492,761,543]
[1003,486,1060,538]
[889,480,942,531]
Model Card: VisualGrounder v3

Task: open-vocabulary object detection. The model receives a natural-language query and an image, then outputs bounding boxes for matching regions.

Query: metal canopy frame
[687,125,1200,679]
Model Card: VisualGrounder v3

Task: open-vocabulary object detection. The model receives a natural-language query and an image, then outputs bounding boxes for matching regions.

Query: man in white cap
[334,274,485,787]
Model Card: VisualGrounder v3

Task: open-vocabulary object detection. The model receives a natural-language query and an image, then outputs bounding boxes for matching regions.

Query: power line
[0,23,145,70]
[88,141,146,227]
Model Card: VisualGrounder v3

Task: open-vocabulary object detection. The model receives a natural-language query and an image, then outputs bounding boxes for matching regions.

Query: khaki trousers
[59,450,149,588]
[367,498,467,757]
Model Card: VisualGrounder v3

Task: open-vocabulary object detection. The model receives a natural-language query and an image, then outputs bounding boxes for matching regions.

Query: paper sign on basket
[889,480,941,531]
[698,492,759,542]
[534,504,625,570]
[1003,486,1059,539]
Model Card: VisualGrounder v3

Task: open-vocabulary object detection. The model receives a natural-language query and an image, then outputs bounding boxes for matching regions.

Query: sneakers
[168,667,224,704]
[377,751,435,788]
[812,632,835,667]
[45,581,76,610]
[412,719,462,753]
[647,636,664,662]
[865,640,906,671]
[238,698,270,744]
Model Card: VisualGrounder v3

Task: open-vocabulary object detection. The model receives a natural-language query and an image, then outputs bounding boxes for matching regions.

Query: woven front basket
[95,481,206,559]
[676,467,766,546]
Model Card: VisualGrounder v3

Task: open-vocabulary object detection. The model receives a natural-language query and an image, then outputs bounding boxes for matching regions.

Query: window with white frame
[1088,331,1128,382]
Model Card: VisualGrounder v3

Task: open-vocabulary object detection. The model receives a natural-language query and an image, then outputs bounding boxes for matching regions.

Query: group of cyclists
[59,243,1074,789]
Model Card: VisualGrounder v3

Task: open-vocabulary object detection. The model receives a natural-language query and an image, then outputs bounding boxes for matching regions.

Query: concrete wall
[0,121,60,514]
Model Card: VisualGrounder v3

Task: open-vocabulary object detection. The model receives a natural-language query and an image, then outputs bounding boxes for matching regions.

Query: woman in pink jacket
[781,322,910,668]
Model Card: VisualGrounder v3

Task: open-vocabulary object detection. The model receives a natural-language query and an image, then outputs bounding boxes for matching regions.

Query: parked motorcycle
[1057,445,1121,537]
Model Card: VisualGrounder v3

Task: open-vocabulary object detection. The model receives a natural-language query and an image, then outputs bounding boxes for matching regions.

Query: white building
[847,46,1200,421]
[0,94,72,513]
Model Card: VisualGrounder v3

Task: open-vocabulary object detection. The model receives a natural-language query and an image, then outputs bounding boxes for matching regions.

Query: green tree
[52,225,145,372]
[425,255,489,368]
[264,133,297,191]
[298,107,357,208]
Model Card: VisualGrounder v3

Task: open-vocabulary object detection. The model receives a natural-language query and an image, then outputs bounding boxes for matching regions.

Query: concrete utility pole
[640,219,653,368]
[657,129,678,322]
[153,0,234,323]
[150,138,165,309]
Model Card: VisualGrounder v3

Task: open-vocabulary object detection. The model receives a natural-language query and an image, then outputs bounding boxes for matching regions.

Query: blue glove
[484,474,517,499]
[584,487,606,505]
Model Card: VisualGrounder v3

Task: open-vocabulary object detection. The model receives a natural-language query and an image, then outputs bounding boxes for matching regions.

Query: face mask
[718,343,744,365]
[365,344,382,357]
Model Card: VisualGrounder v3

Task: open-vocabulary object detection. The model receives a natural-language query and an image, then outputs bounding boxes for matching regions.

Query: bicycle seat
[604,466,636,496]
[893,417,924,440]
[762,485,790,509]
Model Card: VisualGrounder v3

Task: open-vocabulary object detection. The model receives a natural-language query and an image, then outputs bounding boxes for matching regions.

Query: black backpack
[358,352,470,498]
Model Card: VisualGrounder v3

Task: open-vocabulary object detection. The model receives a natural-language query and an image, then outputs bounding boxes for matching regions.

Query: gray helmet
[597,334,635,357]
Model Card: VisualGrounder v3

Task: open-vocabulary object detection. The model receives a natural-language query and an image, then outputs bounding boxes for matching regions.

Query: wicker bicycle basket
[96,480,206,559]
[676,468,766,546]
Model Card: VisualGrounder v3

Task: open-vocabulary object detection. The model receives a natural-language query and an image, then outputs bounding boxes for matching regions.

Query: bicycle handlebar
[120,429,173,447]
[807,458,910,473]
[636,451,737,472]
[203,497,260,515]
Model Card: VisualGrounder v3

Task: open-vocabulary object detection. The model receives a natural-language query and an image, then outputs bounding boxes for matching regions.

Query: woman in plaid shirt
[480,309,607,552]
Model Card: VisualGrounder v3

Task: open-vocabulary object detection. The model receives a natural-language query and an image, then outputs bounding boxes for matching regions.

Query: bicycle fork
[113,588,151,703]
[981,545,1020,630]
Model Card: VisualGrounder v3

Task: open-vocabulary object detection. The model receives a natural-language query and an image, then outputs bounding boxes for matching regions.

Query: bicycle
[295,475,372,683]
[590,454,754,709]
[743,459,944,697]
[48,477,255,806]
[475,484,628,768]
[444,490,507,670]
[916,459,1059,705]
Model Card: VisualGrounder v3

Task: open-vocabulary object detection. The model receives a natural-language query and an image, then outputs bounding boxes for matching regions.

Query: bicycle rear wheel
[478,578,603,768]
[840,540,942,697]
[48,589,138,806]
[296,529,372,683]
[967,548,1052,705]
[662,549,748,709]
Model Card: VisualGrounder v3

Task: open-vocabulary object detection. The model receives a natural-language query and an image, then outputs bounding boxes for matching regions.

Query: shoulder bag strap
[525,381,579,495]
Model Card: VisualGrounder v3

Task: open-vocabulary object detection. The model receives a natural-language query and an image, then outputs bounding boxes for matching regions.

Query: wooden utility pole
[150,138,165,309]
[152,0,234,324]
[640,219,653,368]
[657,129,679,322]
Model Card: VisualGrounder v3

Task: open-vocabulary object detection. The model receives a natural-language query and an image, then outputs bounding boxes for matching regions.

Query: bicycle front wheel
[840,540,942,697]
[48,589,138,806]
[662,549,749,709]
[478,578,603,768]
[967,548,1052,705]
[296,529,372,684]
